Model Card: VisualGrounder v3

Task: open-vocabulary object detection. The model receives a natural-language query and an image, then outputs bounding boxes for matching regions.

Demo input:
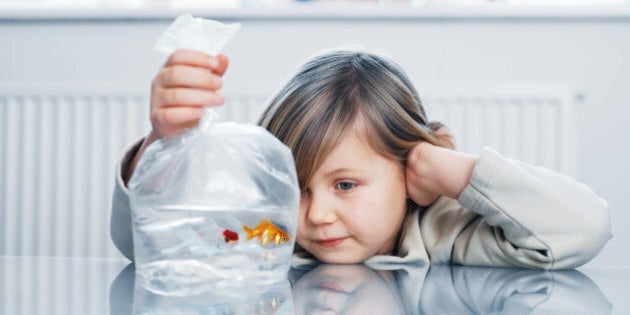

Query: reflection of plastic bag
[128,15,299,297]
[133,271,295,315]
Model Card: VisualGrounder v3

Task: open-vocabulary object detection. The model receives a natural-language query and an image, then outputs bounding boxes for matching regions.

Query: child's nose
[305,192,337,225]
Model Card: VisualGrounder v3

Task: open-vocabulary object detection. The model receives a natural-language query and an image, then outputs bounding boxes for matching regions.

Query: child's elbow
[110,199,136,262]
[581,199,612,260]
[111,229,135,262]
[552,198,612,269]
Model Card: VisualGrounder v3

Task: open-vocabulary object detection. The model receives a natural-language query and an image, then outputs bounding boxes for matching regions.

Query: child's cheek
[294,232,310,253]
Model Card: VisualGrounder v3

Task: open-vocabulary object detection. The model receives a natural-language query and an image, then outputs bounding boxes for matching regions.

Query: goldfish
[243,219,290,247]
[222,229,239,243]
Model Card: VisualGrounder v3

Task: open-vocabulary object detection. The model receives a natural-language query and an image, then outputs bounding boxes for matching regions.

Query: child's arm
[407,143,611,269]
[110,139,144,261]
[110,49,229,260]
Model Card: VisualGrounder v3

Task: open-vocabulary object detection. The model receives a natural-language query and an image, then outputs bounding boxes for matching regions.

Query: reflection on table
[0,256,615,314]
[112,263,612,314]
[119,263,295,314]
[289,264,612,315]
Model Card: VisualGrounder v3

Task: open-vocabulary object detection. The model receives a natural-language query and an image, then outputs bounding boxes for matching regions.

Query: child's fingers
[164,49,229,76]
[213,54,229,76]
[164,49,213,69]
[157,65,223,90]
[155,87,224,108]
[149,50,230,139]
[151,106,205,138]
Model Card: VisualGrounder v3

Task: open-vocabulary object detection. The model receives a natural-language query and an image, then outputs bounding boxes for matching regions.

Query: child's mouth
[316,237,346,247]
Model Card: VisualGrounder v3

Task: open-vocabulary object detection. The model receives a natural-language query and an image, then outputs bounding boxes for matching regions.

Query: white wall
[1,10,628,265]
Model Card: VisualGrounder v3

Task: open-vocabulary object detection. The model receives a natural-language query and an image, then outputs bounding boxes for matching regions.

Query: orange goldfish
[243,219,290,247]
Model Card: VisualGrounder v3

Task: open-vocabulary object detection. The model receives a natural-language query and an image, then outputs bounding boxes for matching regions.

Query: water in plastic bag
[128,109,300,296]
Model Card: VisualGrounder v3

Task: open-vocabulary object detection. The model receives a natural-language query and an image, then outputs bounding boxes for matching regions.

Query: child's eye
[336,181,355,191]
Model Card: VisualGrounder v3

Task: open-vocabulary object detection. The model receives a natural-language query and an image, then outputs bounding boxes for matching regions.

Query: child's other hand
[406,142,444,206]
[406,141,477,207]
[150,49,229,139]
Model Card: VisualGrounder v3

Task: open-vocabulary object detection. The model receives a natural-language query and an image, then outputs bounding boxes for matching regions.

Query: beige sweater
[111,140,611,269]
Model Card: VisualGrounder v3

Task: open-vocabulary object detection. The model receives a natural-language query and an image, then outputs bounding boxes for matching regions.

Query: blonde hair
[258,50,453,202]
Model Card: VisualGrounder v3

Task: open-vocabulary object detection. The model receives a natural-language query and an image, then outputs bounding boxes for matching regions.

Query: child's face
[296,128,408,264]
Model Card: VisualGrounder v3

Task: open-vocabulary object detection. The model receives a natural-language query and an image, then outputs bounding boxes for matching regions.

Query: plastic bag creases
[130,109,299,210]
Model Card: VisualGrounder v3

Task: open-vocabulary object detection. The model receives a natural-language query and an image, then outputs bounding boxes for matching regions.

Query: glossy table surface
[1,256,629,314]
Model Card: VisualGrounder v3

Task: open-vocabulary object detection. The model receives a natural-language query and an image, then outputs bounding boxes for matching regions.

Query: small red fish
[243,219,290,247]
[223,229,239,243]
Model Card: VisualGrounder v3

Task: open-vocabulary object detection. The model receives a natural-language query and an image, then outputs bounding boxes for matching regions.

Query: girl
[111,48,611,269]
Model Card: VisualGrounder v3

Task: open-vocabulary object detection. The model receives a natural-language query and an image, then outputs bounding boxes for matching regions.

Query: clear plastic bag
[128,15,299,297]
[154,14,241,56]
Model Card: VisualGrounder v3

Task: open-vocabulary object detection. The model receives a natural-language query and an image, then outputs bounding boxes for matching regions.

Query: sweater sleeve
[110,138,144,261]
[422,147,611,269]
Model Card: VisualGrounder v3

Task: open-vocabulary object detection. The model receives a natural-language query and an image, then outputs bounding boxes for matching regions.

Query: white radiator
[0,84,576,258]
[422,84,577,175]
[1,89,150,258]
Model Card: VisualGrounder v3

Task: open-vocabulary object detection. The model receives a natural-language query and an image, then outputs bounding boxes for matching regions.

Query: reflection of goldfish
[255,292,285,315]
[243,219,290,247]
